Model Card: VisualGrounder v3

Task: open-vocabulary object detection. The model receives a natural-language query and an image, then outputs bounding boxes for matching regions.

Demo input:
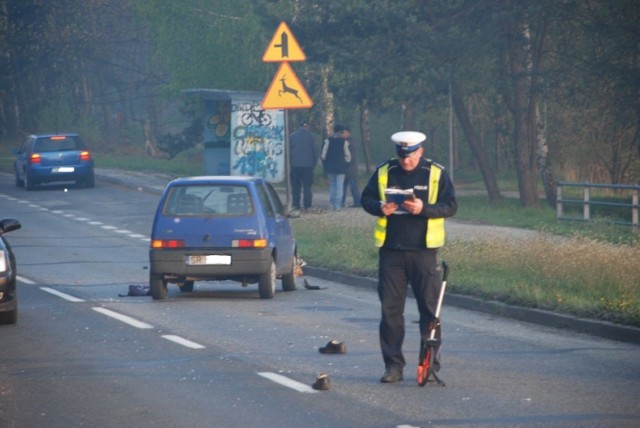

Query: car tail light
[151,239,185,248]
[232,239,267,248]
[29,153,41,164]
[80,151,91,161]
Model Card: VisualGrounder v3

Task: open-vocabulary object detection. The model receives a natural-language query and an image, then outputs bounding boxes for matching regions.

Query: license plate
[187,255,231,265]
[53,167,75,173]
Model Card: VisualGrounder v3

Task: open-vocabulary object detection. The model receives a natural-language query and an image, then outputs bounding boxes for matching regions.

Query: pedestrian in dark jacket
[342,137,361,207]
[289,121,318,212]
[321,124,352,210]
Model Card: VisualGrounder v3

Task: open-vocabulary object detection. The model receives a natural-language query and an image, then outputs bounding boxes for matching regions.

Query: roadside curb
[303,266,640,345]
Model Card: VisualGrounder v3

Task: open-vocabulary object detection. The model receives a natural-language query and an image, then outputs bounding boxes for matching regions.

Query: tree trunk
[401,102,417,131]
[506,18,541,208]
[451,86,502,203]
[359,99,372,173]
[319,64,334,137]
[535,103,556,206]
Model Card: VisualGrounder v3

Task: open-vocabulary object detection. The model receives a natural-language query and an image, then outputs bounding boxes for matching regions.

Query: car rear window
[34,136,85,152]
[163,184,254,216]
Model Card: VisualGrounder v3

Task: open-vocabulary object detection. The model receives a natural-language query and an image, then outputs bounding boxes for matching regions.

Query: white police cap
[391,131,426,157]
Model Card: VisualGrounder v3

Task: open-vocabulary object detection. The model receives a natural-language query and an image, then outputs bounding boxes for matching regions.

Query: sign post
[262,22,313,210]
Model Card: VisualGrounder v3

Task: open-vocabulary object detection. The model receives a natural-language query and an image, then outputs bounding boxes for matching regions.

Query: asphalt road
[0,173,639,428]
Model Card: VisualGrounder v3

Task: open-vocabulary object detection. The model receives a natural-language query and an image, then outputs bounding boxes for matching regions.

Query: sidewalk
[95,168,640,345]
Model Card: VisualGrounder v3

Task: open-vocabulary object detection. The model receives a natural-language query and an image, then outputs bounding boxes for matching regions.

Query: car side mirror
[0,219,21,234]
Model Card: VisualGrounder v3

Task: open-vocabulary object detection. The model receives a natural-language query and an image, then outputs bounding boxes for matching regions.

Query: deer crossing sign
[262,62,313,110]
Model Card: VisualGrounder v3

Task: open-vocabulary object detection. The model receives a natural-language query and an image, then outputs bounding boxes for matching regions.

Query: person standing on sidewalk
[342,137,361,207]
[321,124,352,210]
[289,121,318,214]
[361,131,457,383]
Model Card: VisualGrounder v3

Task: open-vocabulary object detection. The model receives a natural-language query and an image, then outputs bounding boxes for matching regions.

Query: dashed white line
[92,307,154,329]
[162,335,206,349]
[40,287,85,302]
[257,372,318,394]
[17,275,36,285]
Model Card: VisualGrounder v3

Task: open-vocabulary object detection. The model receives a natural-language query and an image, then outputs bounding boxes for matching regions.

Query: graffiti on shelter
[230,101,284,181]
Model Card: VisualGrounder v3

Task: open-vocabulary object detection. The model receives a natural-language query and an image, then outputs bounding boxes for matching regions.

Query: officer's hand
[402,197,423,215]
[381,202,398,216]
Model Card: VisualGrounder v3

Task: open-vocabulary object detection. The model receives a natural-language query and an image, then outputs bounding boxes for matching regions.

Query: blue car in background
[14,133,95,190]
[149,176,298,300]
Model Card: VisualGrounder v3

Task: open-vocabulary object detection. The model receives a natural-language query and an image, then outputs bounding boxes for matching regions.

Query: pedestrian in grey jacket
[289,121,318,212]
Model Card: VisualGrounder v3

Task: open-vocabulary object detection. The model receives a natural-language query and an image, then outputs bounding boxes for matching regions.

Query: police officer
[361,131,457,383]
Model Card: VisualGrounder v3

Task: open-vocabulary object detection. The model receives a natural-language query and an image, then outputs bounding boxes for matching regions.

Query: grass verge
[292,201,640,327]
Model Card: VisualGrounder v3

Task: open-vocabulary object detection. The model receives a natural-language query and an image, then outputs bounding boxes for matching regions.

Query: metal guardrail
[556,181,639,227]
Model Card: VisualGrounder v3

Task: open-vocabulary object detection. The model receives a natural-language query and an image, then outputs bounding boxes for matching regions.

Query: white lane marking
[128,233,146,239]
[92,307,154,329]
[40,287,85,302]
[114,229,132,234]
[162,335,206,349]
[17,275,36,285]
[257,372,318,394]
[88,221,103,225]
[101,225,118,230]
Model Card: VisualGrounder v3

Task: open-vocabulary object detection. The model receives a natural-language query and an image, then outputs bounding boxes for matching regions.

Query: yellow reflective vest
[374,161,445,248]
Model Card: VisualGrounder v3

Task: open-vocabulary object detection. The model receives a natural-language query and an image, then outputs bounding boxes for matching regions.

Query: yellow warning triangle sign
[262,21,306,63]
[262,62,313,110]
[262,63,313,110]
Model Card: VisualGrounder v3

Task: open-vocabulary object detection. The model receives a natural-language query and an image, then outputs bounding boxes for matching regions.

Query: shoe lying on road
[312,373,331,391]
[319,340,346,354]
[380,368,403,383]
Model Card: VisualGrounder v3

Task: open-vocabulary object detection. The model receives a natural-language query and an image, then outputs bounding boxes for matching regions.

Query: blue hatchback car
[14,133,95,190]
[149,176,298,300]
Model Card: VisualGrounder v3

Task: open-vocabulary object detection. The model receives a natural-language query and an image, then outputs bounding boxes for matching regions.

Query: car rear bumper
[27,164,94,182]
[149,247,272,278]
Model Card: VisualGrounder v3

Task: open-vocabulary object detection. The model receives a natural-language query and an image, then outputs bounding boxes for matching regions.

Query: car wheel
[15,171,23,188]
[178,280,194,292]
[82,173,95,188]
[24,172,35,190]
[0,298,17,325]
[258,259,276,299]
[150,275,167,300]
[281,254,297,292]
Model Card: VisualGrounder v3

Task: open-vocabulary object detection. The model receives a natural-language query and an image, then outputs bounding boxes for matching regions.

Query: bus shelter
[183,89,285,183]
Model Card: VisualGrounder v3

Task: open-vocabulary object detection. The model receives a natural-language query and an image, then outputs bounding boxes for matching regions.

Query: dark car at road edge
[0,218,21,325]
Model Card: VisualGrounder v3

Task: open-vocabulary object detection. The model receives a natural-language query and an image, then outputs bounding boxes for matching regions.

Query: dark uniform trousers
[378,247,442,371]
